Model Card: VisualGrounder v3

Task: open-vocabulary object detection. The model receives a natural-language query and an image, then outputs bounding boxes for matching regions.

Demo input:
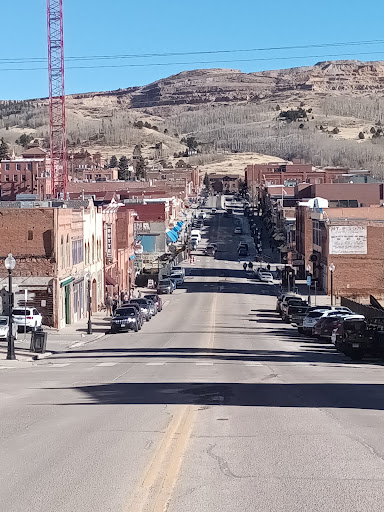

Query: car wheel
[298,327,304,334]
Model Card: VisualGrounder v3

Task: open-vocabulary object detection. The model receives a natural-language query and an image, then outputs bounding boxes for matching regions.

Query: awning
[166,230,178,243]
[105,274,117,286]
[177,221,184,227]
[60,277,74,288]
[129,254,135,260]
[173,224,181,233]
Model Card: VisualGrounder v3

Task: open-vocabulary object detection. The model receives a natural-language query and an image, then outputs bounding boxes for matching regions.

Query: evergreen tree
[109,155,118,168]
[0,138,9,160]
[203,172,210,190]
[135,156,146,179]
[118,156,130,180]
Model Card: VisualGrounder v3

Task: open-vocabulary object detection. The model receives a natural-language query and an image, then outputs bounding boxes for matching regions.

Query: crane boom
[47,0,67,198]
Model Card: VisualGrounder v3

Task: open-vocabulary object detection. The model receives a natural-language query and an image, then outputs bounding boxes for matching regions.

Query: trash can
[30,328,47,353]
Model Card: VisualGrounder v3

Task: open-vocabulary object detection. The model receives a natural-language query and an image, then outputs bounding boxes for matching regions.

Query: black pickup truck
[289,305,310,326]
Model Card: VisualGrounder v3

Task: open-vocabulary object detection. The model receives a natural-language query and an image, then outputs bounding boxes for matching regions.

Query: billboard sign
[329,226,367,255]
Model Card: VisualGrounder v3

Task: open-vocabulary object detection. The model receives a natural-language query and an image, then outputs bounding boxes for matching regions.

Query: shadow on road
[52,381,384,410]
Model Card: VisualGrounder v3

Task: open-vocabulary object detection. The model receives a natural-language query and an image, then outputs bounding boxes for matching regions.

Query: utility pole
[47,0,67,198]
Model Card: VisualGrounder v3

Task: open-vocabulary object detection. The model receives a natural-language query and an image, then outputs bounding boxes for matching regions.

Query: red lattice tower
[47,0,67,198]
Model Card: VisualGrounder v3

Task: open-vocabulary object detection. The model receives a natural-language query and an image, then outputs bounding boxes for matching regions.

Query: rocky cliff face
[118,61,384,109]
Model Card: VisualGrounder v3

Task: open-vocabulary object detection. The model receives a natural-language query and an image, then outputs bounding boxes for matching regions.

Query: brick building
[0,200,104,328]
[295,204,384,299]
[0,147,51,200]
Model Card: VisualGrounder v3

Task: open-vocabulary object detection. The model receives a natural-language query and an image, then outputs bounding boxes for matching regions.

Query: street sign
[307,276,312,286]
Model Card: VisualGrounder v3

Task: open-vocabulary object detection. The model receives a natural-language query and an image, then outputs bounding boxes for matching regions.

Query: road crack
[207,444,243,478]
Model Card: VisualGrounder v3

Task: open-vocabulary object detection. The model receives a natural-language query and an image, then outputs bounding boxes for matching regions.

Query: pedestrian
[112,298,118,315]
[123,290,129,302]
[105,294,113,316]
[138,290,142,298]
[248,261,253,270]
[243,262,247,271]
[267,264,271,271]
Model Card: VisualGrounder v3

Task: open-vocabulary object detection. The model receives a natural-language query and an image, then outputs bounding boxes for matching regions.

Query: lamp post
[85,271,92,335]
[5,253,16,360]
[329,263,335,306]
[306,264,312,306]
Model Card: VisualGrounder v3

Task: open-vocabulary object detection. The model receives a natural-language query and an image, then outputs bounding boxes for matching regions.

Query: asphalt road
[1,199,384,512]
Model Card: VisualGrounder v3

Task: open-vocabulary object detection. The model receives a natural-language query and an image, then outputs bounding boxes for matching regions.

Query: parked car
[276,293,298,314]
[331,315,368,360]
[285,303,309,324]
[278,294,301,315]
[157,279,174,294]
[312,314,348,339]
[0,316,18,341]
[204,245,216,256]
[259,272,274,284]
[144,294,163,312]
[172,266,185,276]
[301,309,330,334]
[111,307,140,333]
[280,297,307,318]
[130,299,152,321]
[212,208,217,214]
[122,302,144,327]
[170,271,184,286]
[234,227,242,234]
[12,307,42,331]
[146,298,157,316]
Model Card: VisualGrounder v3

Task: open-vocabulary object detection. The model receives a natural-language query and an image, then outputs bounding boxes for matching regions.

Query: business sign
[106,224,112,258]
[329,225,367,255]
[135,221,151,234]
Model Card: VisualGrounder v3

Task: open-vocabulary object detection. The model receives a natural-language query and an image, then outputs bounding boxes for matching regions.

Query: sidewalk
[0,312,111,360]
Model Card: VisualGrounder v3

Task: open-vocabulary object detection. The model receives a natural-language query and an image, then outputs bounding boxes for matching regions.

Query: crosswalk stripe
[96,362,117,367]
[196,362,214,366]
[244,362,262,366]
[50,363,71,367]
[146,362,165,366]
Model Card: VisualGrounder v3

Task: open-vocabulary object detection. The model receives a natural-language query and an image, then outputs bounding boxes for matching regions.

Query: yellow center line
[127,405,197,512]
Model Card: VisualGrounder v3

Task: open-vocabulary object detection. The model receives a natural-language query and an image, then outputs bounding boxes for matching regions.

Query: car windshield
[159,280,171,285]
[289,301,305,307]
[308,311,326,318]
[344,320,366,333]
[0,318,8,325]
[115,308,135,316]
[131,299,147,305]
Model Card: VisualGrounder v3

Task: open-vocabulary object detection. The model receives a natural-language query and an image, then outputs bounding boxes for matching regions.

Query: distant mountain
[70,60,384,111]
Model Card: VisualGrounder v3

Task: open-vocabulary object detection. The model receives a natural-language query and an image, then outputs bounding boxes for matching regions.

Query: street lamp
[306,264,312,306]
[85,271,92,335]
[329,263,335,306]
[5,253,16,360]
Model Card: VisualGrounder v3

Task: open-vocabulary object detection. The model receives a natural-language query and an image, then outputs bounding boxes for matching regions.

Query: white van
[191,230,201,241]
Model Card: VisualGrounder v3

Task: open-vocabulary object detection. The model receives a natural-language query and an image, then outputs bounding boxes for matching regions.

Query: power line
[0,39,384,64]
[1,50,384,72]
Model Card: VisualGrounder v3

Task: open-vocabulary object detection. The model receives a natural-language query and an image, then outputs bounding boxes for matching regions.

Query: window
[22,175,26,181]
[92,235,95,263]
[5,175,9,182]
[27,163,32,171]
[13,175,18,182]
[28,230,33,240]
[312,220,321,247]
[5,163,9,171]
[72,239,84,265]
[16,164,21,171]
[61,235,64,268]
[66,235,70,267]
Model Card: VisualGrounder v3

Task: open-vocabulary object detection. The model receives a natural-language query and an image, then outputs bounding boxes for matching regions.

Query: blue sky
[1,0,384,99]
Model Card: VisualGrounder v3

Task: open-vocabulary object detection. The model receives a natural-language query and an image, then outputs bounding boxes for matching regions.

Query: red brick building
[295,205,384,299]
[0,147,51,200]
